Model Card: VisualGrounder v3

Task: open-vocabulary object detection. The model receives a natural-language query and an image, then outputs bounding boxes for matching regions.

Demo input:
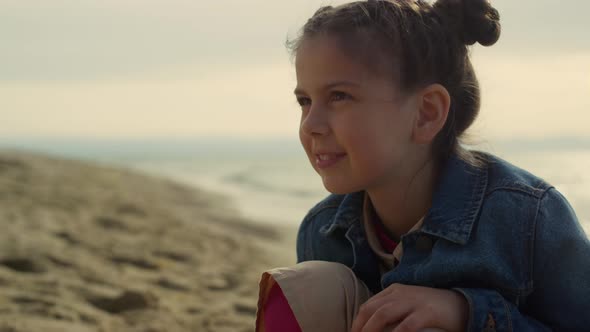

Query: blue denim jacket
[296,151,590,332]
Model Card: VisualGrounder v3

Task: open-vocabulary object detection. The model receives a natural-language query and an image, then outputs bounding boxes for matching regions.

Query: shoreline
[0,149,294,331]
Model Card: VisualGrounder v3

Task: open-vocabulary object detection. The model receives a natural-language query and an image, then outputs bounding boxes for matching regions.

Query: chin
[321,179,359,195]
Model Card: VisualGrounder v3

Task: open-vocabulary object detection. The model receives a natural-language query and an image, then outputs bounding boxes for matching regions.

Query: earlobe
[412,84,450,144]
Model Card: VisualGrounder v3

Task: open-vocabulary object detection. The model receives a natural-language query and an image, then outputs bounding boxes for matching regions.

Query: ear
[411,84,451,144]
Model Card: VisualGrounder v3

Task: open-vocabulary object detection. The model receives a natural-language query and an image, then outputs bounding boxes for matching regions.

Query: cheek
[344,115,408,166]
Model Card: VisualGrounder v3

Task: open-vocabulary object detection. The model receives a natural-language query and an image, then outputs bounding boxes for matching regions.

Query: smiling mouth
[315,153,347,169]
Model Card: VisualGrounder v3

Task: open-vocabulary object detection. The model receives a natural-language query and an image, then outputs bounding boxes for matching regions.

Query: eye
[296,96,311,107]
[330,91,352,102]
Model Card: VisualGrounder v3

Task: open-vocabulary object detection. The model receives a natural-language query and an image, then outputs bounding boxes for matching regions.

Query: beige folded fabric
[256,261,446,332]
[256,260,372,332]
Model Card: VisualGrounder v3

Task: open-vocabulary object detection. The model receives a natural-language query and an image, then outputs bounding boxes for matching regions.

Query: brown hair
[288,0,501,165]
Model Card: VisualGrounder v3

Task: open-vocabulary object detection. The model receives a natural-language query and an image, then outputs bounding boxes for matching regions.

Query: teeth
[317,154,343,161]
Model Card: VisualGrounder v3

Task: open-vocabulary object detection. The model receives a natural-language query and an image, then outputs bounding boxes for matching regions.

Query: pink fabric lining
[263,282,302,332]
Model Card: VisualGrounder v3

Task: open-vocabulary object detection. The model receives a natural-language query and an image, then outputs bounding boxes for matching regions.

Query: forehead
[295,34,394,87]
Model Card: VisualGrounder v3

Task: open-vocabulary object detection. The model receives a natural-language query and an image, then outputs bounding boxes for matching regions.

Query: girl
[256,0,590,331]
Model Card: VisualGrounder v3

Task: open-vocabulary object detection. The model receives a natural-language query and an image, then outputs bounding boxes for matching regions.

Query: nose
[300,105,330,137]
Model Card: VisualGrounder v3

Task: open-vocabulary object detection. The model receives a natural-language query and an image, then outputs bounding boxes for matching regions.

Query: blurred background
[1,0,589,231]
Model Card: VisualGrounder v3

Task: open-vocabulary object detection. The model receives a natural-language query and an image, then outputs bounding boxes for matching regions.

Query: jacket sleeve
[526,187,590,330]
[455,188,590,332]
[451,288,551,331]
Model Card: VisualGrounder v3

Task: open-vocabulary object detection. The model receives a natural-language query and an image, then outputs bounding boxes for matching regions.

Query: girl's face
[295,35,419,194]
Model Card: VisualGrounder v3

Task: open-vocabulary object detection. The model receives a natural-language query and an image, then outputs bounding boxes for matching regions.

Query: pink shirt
[372,212,399,253]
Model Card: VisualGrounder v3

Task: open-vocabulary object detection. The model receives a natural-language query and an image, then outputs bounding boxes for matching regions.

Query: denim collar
[326,151,489,245]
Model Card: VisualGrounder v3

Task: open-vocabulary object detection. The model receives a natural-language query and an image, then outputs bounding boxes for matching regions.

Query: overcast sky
[1,0,589,140]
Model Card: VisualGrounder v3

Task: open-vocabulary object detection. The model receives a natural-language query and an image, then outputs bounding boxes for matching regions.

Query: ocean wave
[222,171,318,198]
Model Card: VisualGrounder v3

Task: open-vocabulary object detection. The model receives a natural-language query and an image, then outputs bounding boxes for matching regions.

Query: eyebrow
[293,80,361,95]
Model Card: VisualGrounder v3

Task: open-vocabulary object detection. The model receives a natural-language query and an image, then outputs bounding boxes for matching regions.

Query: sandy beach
[0,150,295,332]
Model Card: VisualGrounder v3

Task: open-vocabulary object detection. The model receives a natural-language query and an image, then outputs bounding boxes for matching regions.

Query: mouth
[314,153,347,169]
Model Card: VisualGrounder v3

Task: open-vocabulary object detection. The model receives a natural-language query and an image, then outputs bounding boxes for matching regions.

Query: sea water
[2,138,589,234]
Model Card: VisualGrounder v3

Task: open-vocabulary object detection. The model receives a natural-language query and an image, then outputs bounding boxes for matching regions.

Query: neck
[366,155,439,241]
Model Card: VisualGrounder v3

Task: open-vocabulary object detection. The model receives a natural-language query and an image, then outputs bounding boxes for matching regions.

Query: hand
[351,283,469,332]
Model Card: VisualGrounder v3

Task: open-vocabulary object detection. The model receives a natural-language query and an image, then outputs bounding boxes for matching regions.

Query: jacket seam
[485,185,546,199]
[528,186,555,297]
[502,295,514,332]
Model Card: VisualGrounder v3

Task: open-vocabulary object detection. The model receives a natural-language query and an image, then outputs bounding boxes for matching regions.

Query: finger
[369,283,405,302]
[392,311,433,332]
[353,284,411,332]
[383,322,400,332]
[365,284,409,312]
[362,302,413,332]
[352,295,398,332]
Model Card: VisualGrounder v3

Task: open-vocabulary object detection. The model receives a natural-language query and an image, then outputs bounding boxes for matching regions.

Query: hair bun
[434,0,501,46]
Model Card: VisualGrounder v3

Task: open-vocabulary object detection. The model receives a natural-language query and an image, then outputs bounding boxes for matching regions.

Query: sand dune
[0,150,294,332]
